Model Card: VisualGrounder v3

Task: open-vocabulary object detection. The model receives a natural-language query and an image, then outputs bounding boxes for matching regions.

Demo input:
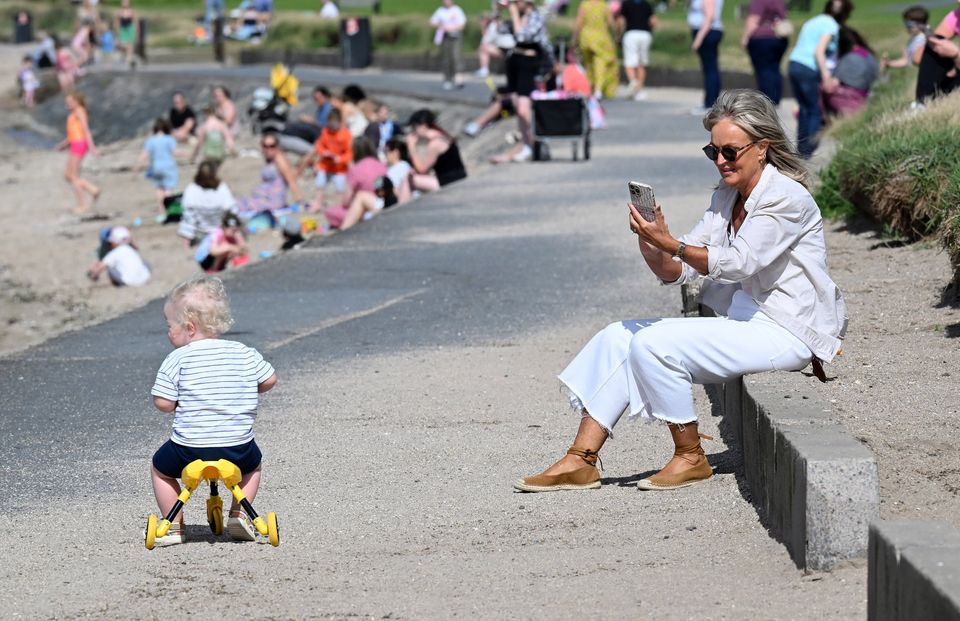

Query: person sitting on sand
[170,91,197,143]
[236,133,303,219]
[87,226,151,287]
[194,211,248,273]
[191,105,236,166]
[296,108,353,212]
[324,136,388,231]
[179,161,237,245]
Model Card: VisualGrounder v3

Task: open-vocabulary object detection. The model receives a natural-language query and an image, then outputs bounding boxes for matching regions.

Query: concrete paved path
[0,76,865,619]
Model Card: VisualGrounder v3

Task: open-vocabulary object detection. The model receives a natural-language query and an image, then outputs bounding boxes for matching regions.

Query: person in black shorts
[492,0,556,163]
[617,0,657,100]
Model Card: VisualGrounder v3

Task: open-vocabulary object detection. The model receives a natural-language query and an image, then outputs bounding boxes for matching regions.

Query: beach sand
[0,45,502,356]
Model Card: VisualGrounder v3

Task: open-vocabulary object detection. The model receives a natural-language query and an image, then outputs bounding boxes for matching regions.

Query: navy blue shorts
[152,439,262,479]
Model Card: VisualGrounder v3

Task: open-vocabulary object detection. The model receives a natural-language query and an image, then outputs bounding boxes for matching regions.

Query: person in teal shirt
[787,0,852,158]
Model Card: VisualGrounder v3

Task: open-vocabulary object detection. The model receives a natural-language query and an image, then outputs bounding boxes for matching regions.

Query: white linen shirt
[667,164,848,362]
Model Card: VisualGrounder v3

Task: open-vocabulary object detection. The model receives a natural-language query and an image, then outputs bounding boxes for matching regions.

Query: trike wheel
[267,512,280,547]
[145,514,157,550]
[206,497,224,535]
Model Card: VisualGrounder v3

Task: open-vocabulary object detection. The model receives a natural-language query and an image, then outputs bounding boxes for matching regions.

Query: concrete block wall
[869,520,960,620]
[684,285,880,570]
[735,378,880,570]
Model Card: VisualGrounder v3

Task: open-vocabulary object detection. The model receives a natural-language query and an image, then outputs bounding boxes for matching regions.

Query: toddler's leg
[151,466,184,522]
[230,467,261,512]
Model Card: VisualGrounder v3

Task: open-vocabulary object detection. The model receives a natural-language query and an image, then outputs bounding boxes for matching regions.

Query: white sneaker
[909,101,926,111]
[475,67,489,78]
[633,90,648,101]
[511,144,533,162]
[462,121,481,137]
[442,81,454,91]
[146,521,185,547]
[227,511,257,541]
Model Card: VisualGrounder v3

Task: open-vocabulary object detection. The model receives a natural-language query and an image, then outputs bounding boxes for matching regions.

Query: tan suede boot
[637,425,713,491]
[513,447,602,492]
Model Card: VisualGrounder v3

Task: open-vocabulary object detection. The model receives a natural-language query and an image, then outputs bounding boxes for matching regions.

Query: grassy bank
[816,70,960,285]
[9,0,958,72]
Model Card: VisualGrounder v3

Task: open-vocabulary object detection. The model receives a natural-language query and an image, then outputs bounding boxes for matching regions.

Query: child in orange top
[296,108,352,211]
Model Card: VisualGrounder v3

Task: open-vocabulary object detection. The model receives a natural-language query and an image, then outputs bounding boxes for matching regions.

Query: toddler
[18,56,39,108]
[150,276,277,546]
[881,6,928,69]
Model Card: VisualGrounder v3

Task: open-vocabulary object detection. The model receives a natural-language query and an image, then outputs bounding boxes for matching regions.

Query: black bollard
[213,16,225,64]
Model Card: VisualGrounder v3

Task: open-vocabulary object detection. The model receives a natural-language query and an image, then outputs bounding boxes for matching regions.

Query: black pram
[531,96,591,162]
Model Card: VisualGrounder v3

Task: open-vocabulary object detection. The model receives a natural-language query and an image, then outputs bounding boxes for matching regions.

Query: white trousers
[558,292,812,433]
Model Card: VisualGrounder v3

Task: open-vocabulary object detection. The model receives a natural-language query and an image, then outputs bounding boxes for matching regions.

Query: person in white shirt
[86,226,151,286]
[150,276,277,546]
[178,161,237,244]
[430,0,467,89]
[515,89,847,494]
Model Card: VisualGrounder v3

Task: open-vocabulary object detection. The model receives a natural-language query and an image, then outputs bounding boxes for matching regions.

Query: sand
[0,45,506,357]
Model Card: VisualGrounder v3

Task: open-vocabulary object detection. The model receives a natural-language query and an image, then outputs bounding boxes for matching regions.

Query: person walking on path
[740,0,789,104]
[57,91,100,216]
[491,0,555,163]
[574,0,620,99]
[617,0,657,100]
[514,89,847,494]
[114,0,139,68]
[787,0,852,158]
[430,0,467,90]
[688,0,725,113]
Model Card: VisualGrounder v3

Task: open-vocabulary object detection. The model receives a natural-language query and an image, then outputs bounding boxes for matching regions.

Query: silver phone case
[628,181,656,222]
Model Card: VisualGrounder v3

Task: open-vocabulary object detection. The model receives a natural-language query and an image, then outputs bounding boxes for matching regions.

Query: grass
[816,70,960,282]
[10,0,957,69]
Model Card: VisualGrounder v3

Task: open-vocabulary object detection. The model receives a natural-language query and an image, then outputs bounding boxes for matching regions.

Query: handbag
[773,18,794,38]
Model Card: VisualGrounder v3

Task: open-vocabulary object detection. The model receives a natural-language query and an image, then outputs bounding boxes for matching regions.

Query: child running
[57,91,100,216]
[149,276,278,546]
[135,117,179,212]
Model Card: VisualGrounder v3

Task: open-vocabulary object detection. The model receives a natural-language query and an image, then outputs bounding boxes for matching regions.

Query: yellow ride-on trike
[144,459,279,550]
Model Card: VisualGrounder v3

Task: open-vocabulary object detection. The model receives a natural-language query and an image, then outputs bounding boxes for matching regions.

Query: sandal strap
[567,446,603,472]
[673,440,706,458]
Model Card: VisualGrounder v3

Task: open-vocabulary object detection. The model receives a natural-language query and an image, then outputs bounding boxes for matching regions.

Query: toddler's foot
[147,521,185,547]
[227,510,267,543]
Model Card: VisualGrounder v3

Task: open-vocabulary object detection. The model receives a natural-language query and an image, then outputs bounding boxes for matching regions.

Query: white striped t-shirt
[151,339,275,448]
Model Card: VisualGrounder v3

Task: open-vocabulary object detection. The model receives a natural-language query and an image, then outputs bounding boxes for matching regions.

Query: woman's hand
[929,36,960,62]
[629,203,673,252]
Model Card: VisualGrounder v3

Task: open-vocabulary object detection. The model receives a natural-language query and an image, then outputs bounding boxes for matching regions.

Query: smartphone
[628,181,657,222]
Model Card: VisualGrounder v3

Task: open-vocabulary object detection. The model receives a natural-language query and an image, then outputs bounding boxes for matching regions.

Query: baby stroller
[531,96,591,162]
[249,63,299,135]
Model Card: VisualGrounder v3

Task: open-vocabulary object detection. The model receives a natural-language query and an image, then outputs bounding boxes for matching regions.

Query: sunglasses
[702,141,757,162]
[261,142,278,149]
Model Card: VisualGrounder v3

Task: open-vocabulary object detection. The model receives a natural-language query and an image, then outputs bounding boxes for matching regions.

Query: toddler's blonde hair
[167,276,234,337]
